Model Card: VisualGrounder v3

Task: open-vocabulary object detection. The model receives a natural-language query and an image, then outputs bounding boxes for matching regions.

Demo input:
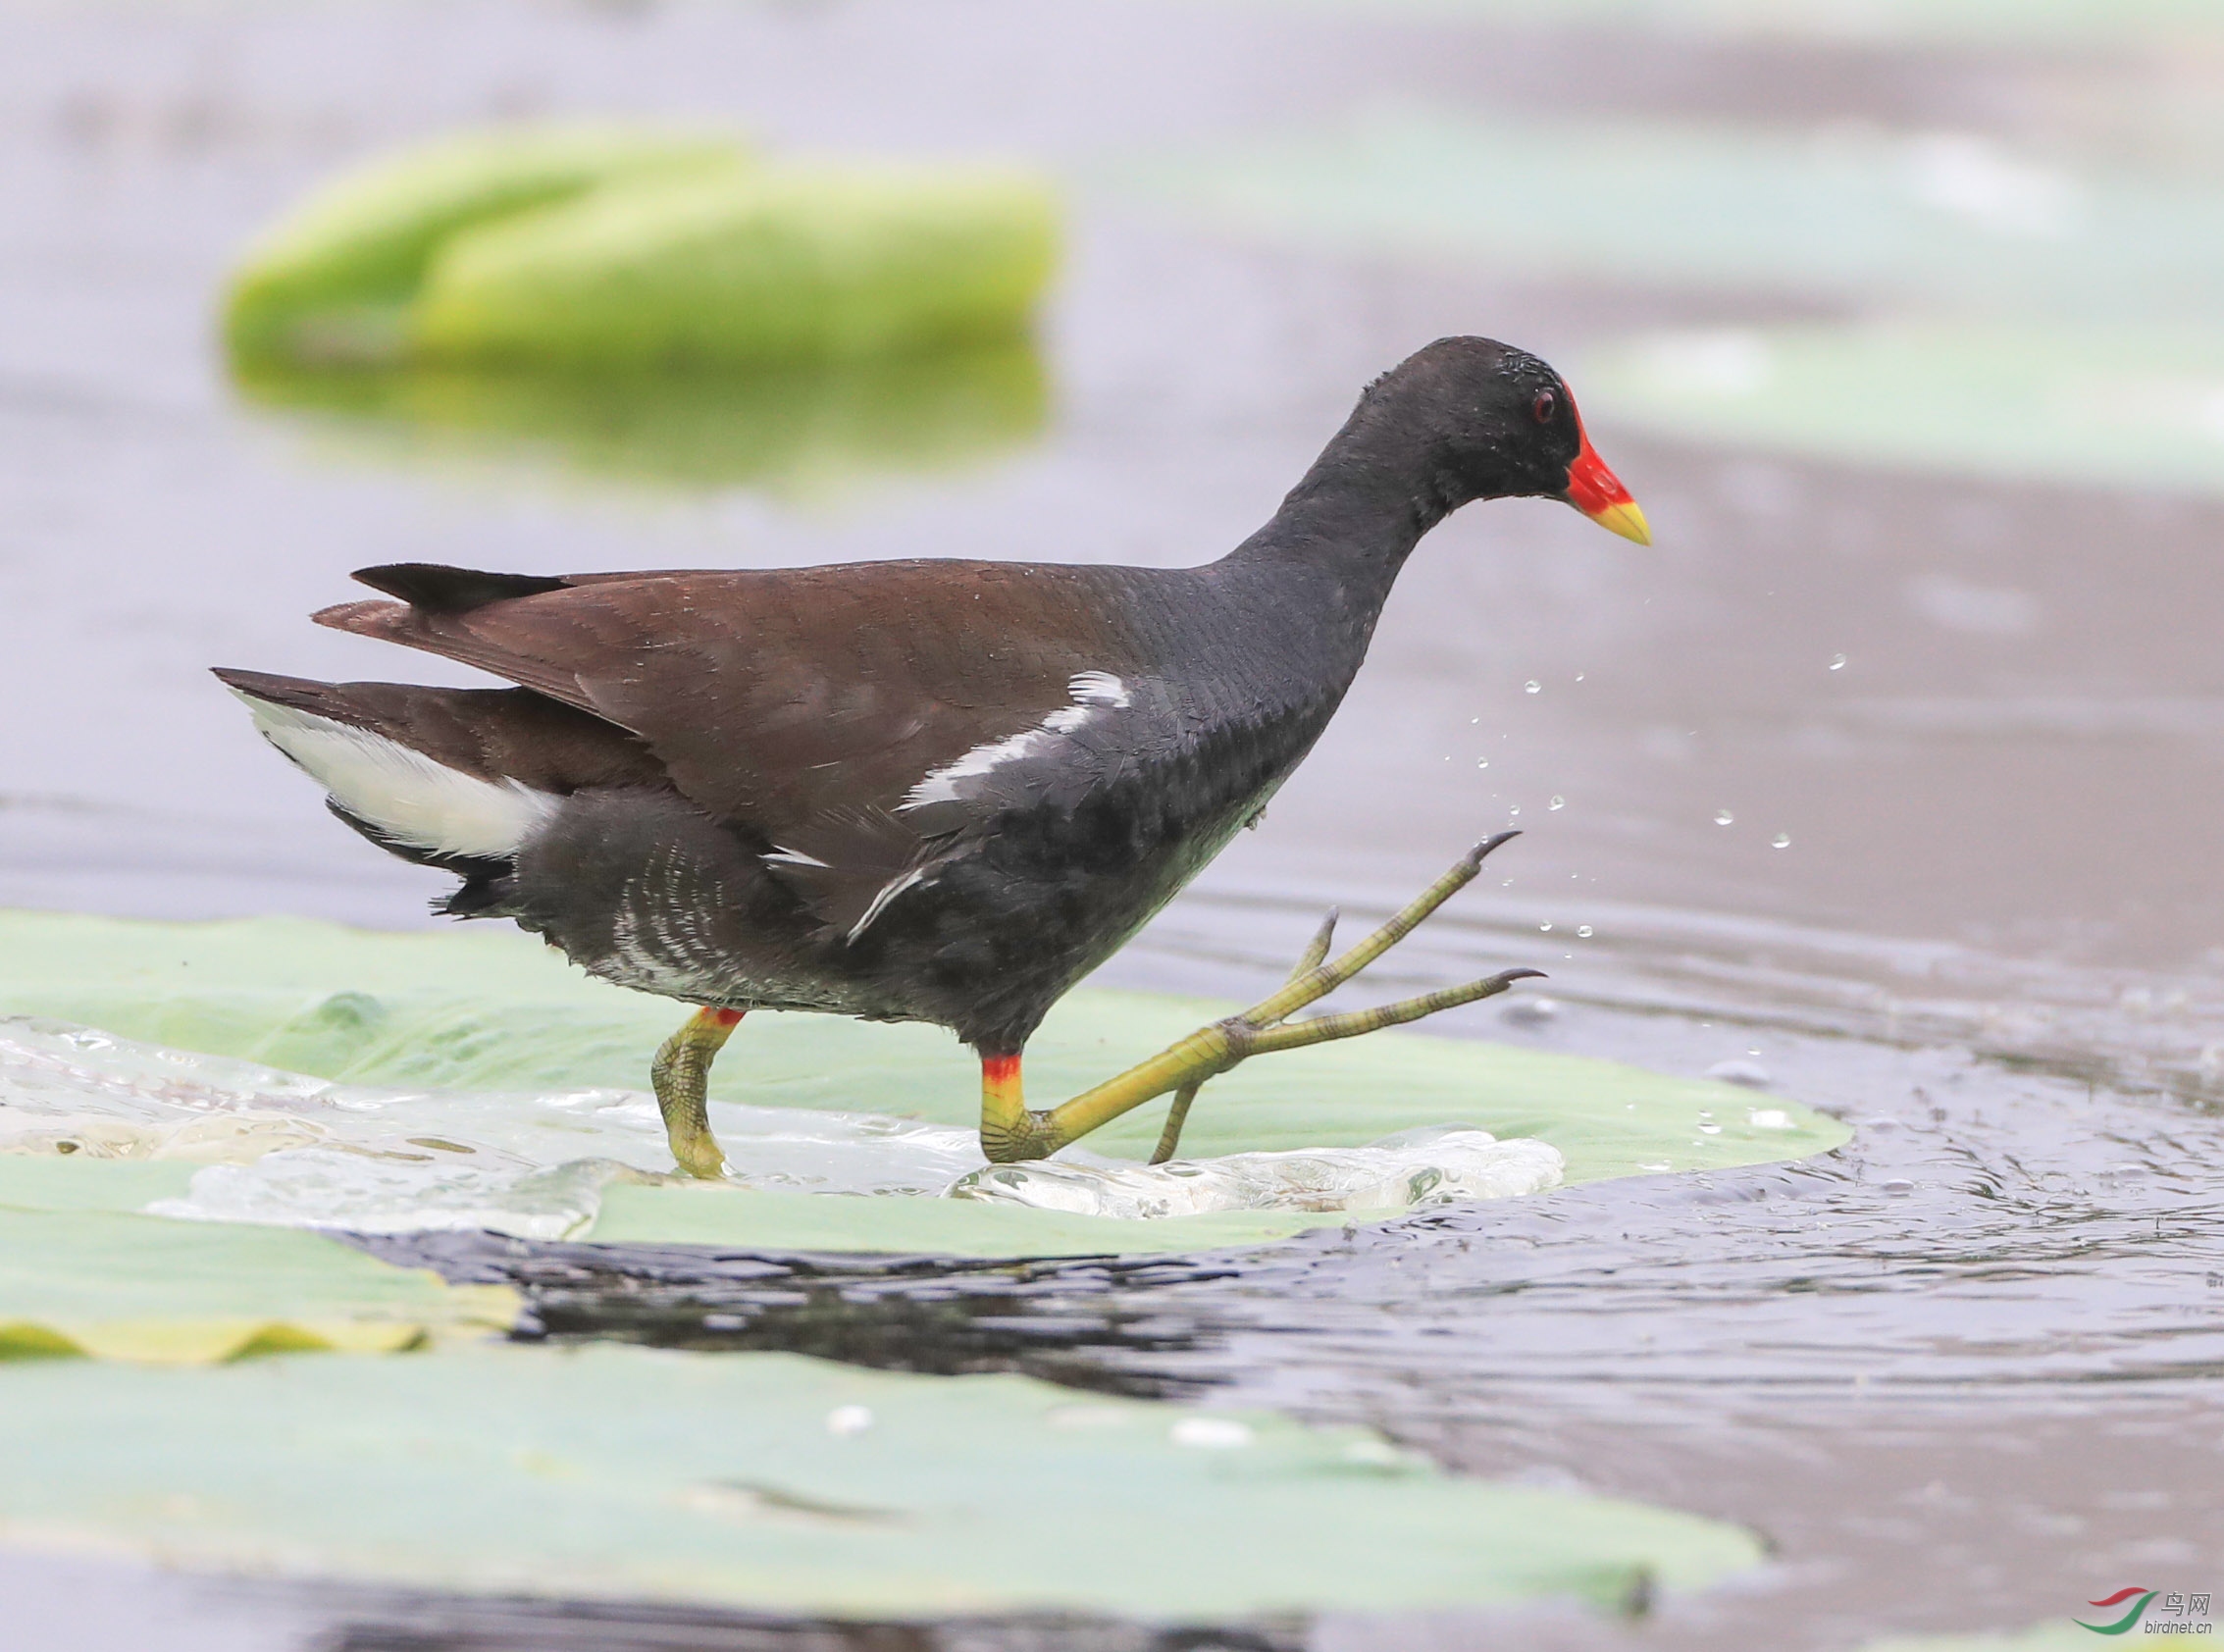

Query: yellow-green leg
[979,832,1543,1164]
[651,1007,743,1178]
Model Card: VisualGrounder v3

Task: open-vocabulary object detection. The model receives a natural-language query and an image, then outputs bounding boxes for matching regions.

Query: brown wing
[314,559,1147,935]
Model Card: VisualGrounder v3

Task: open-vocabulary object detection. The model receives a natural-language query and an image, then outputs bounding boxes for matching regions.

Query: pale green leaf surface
[1579,324,2224,497]
[0,1208,518,1363]
[0,1342,1761,1617]
[410,162,1060,369]
[0,911,1847,1255]
[226,123,751,364]
[1119,109,2224,323]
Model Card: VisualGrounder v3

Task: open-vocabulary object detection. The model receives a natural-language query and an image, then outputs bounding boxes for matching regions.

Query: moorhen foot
[216,336,1647,1175]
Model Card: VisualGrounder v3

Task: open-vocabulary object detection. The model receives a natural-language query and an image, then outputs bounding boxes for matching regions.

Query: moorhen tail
[216,336,1649,1174]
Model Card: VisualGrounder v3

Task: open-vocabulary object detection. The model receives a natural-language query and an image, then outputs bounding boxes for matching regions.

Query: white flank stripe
[763,846,830,869]
[233,690,560,860]
[1068,670,1130,708]
[899,670,1130,811]
[846,866,927,943]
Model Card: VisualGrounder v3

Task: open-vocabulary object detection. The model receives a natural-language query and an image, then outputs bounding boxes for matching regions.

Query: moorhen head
[1288,336,1648,544]
[216,336,1645,1174]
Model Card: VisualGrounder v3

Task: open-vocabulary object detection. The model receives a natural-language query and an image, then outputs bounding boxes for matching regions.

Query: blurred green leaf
[411,162,1058,369]
[1581,324,2224,494]
[1120,108,2224,320]
[225,123,750,366]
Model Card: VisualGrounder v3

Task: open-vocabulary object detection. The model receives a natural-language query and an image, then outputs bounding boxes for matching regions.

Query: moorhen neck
[217,336,1648,1174]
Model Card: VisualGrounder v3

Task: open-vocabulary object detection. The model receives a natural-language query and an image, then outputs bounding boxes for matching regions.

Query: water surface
[2,1,2220,1645]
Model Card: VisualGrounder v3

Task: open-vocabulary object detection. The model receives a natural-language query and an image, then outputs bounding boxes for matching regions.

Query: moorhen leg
[650,1007,745,1178]
[975,832,1543,1163]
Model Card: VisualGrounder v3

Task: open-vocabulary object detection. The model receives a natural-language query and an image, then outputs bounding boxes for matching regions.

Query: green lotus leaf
[1579,323,2224,496]
[409,161,1060,369]
[224,123,752,366]
[0,1341,1761,1617]
[0,910,1847,1256]
[1119,108,2224,321]
[0,1207,518,1363]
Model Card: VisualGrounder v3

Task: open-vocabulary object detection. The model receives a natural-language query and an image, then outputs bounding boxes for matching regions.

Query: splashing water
[0,1018,1565,1236]
[952,1125,1563,1220]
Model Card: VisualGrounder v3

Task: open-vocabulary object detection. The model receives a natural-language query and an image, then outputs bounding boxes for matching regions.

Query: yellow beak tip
[1586,500,1651,545]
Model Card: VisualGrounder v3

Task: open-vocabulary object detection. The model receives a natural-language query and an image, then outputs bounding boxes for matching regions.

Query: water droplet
[1748,1109,1793,1130]
[1171,1417,1254,1450]
[1574,672,1585,682]
[825,1405,875,1436]
[1524,680,1541,695]
[1881,1178,1916,1197]
[1829,653,1847,671]
[1508,804,1521,816]
[1476,758,1489,768]
[1548,795,1565,810]
[1714,809,1734,826]
[1577,924,1593,938]
[1696,1121,1723,1135]
[1470,716,1479,724]
[1771,833,1790,849]
[1538,922,1553,933]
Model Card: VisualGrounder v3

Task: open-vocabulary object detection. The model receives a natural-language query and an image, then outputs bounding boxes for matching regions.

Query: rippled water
[3,1,2223,1647]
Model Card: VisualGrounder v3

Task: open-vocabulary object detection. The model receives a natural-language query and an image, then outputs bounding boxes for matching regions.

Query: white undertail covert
[231,689,560,860]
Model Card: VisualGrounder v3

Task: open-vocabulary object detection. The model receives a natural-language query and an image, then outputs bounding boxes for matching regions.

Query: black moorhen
[217,336,1648,1175]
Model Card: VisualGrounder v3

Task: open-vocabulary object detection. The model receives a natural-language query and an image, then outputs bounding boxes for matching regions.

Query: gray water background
[2,2,2222,1647]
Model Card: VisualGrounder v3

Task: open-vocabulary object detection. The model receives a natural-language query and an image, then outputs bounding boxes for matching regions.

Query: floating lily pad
[231,341,1049,495]
[1119,109,2224,320]
[0,911,1847,1256]
[227,127,1059,377]
[1578,324,2224,495]
[0,1341,1761,1617]
[409,162,1059,369]
[226,123,751,366]
[0,1208,517,1363]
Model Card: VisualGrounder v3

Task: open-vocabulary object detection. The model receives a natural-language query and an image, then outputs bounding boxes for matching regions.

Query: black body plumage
[216,337,1601,1058]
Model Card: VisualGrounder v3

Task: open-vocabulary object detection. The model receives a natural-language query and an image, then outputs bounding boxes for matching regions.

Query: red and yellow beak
[1563,418,1651,545]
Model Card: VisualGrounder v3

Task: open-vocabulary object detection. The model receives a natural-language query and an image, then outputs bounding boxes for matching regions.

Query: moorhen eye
[1531,388,1557,424]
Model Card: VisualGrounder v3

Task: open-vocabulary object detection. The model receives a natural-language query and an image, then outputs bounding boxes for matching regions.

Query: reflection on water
[232,341,1050,495]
